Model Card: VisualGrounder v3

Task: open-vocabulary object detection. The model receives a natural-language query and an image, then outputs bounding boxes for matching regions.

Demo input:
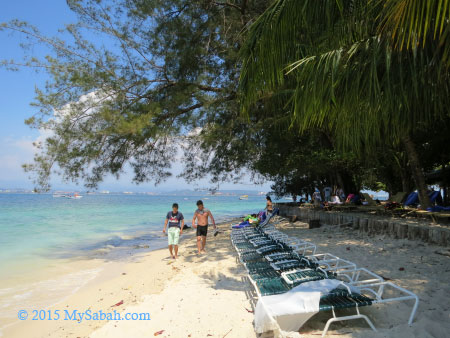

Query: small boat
[239,195,249,200]
[53,192,82,199]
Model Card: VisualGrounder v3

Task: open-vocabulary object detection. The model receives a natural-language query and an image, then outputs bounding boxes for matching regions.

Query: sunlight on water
[0,192,278,329]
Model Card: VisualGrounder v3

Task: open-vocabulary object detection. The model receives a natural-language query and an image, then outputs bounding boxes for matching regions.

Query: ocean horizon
[0,192,282,327]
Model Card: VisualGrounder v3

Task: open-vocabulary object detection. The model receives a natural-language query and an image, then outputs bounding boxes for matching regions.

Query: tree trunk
[402,136,431,210]
[401,175,409,193]
[336,172,346,195]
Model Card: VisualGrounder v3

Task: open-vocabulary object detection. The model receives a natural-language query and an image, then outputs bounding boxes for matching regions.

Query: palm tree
[379,0,450,66]
[239,0,450,209]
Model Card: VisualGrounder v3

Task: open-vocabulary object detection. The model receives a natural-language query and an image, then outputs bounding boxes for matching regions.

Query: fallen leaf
[111,300,123,307]
[378,275,392,281]
[435,250,450,257]
[154,330,164,336]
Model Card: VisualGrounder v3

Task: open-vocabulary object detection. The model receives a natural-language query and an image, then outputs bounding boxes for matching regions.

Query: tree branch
[213,1,242,12]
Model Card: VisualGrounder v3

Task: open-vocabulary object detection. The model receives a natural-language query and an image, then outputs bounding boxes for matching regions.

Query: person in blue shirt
[163,203,184,259]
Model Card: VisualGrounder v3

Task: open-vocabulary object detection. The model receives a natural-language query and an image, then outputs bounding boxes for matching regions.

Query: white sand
[3,223,256,338]
[3,218,450,338]
[277,220,450,337]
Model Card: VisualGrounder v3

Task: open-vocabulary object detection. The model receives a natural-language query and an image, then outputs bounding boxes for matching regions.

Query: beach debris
[207,334,212,337]
[289,215,298,223]
[244,307,254,313]
[435,249,450,257]
[399,267,405,271]
[154,330,164,336]
[122,272,127,275]
[346,247,350,251]
[379,275,392,281]
[112,300,123,307]
[134,244,149,249]
[222,328,233,337]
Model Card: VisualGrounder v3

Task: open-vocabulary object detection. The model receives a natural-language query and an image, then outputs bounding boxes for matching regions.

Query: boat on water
[53,192,83,199]
[239,195,249,200]
[52,191,67,198]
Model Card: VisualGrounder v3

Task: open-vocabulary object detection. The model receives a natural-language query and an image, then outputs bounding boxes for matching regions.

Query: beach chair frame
[320,280,419,336]
[230,216,419,336]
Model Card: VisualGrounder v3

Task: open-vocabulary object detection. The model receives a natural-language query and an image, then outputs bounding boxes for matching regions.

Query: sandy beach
[3,217,450,338]
[3,220,255,338]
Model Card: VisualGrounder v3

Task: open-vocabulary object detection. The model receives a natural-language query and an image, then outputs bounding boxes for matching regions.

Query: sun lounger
[281,268,330,285]
[264,251,298,262]
[253,277,418,337]
[231,216,419,336]
[239,251,264,262]
[269,259,311,271]
[307,253,357,272]
[252,276,291,296]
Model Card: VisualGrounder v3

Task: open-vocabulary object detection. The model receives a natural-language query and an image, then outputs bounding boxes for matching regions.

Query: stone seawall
[275,204,450,247]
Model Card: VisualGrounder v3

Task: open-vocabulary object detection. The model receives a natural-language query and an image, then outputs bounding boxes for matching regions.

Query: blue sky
[0,1,271,192]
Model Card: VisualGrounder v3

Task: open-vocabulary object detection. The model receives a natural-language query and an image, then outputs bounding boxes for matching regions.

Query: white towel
[254,279,343,334]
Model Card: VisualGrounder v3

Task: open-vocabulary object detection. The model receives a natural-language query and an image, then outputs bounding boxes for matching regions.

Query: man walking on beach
[163,203,184,259]
[192,200,216,254]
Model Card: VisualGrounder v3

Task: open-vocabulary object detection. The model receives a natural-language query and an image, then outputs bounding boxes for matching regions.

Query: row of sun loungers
[231,214,419,337]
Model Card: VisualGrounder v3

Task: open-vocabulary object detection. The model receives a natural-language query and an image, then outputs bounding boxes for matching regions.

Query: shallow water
[0,193,275,325]
[0,193,270,273]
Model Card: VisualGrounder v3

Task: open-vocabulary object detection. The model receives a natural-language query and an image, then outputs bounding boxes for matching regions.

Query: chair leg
[322,314,377,337]
[408,295,420,325]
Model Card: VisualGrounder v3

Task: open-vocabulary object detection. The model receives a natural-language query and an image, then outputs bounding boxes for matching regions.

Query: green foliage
[2,0,450,200]
[238,0,450,203]
[1,0,270,190]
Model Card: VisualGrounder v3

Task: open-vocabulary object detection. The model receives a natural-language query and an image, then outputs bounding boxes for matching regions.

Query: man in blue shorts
[163,203,184,259]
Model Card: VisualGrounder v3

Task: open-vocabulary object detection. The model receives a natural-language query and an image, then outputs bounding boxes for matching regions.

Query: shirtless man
[191,200,216,254]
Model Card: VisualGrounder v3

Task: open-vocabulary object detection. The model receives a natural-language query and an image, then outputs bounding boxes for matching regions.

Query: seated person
[345,193,355,204]
[329,195,342,204]
[346,193,362,205]
[265,196,273,215]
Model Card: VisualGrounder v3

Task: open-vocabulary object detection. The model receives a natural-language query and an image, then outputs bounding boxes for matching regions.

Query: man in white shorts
[163,203,184,259]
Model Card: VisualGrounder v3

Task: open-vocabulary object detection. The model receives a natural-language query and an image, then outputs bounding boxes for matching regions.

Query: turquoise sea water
[0,193,279,326]
[0,193,274,276]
